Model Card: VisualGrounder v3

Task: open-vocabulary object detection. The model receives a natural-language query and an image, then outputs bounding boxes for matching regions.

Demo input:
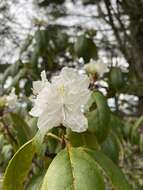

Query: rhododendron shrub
[1,67,132,190]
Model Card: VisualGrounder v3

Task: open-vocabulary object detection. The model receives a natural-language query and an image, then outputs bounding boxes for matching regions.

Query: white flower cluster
[30,67,91,133]
[84,59,108,77]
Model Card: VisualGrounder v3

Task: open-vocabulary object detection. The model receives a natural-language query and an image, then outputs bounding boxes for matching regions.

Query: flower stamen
[57,85,65,96]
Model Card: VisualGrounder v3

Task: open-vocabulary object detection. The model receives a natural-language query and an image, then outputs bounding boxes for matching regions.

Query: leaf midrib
[67,146,76,190]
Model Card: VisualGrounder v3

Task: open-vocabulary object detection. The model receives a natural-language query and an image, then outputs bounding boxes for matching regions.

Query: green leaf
[87,91,111,143]
[67,129,99,149]
[0,64,10,73]
[34,129,52,155]
[74,34,97,62]
[1,60,22,86]
[131,115,143,144]
[35,30,49,54]
[9,113,33,146]
[55,32,68,51]
[38,0,65,6]
[31,46,39,68]
[3,139,36,190]
[27,118,38,135]
[108,67,124,92]
[1,66,12,85]
[109,114,123,141]
[82,0,96,5]
[24,80,33,96]
[139,134,143,154]
[41,147,105,190]
[101,133,120,163]
[20,35,33,55]
[85,149,132,190]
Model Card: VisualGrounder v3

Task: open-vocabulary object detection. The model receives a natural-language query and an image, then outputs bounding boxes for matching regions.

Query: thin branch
[47,132,63,143]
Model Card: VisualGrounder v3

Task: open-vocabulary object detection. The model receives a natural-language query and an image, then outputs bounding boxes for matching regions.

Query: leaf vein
[67,146,76,190]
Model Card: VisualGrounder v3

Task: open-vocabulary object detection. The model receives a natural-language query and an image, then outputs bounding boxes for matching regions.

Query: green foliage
[41,147,105,190]
[67,129,99,149]
[8,113,33,146]
[87,91,111,143]
[38,0,65,6]
[108,67,125,92]
[101,132,120,163]
[0,1,143,189]
[20,35,33,55]
[39,147,131,190]
[1,60,22,87]
[3,139,36,190]
[121,141,143,189]
[85,149,132,190]
[74,34,98,62]
[131,115,143,145]
[82,0,96,5]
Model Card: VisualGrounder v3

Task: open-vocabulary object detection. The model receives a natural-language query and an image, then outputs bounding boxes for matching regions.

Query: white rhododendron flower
[6,88,17,108]
[84,59,108,77]
[30,67,91,133]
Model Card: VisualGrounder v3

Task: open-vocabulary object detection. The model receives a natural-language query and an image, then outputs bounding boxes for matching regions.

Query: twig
[47,132,63,143]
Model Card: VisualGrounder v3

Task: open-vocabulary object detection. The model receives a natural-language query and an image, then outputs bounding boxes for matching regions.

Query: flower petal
[33,81,43,95]
[63,110,88,132]
[41,71,47,82]
[32,71,50,95]
[37,108,61,132]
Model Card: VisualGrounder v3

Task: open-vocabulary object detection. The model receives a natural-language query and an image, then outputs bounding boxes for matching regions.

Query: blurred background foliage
[0,0,143,189]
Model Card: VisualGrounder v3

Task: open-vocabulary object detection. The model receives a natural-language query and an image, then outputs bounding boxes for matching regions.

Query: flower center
[57,85,65,96]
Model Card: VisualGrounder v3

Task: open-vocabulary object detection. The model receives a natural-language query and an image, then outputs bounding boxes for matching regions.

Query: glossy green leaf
[101,133,120,163]
[35,30,49,54]
[34,129,47,154]
[74,34,97,62]
[85,148,132,190]
[31,46,39,67]
[9,113,33,146]
[41,147,105,190]
[109,67,124,92]
[87,91,111,143]
[109,114,123,141]
[67,129,99,149]
[3,139,36,190]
